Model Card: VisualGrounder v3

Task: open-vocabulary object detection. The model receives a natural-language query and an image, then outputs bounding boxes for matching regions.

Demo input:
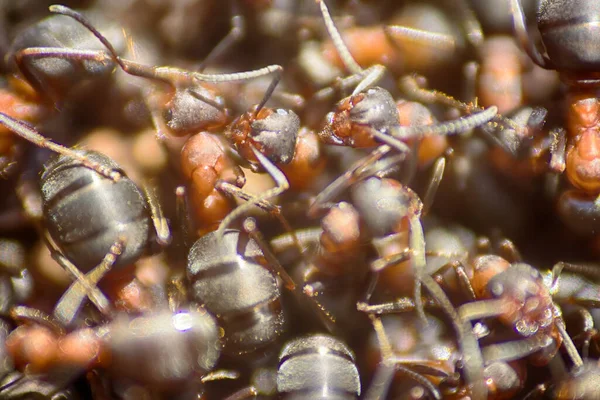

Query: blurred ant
[263,201,370,336]
[298,1,466,94]
[524,361,600,399]
[365,312,528,399]
[365,250,587,374]
[508,0,600,236]
[0,371,78,400]
[4,304,256,399]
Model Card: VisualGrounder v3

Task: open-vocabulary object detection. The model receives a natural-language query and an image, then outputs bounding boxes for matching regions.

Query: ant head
[164,87,229,136]
[348,87,400,135]
[321,87,399,147]
[486,263,554,337]
[250,108,300,165]
[351,177,418,237]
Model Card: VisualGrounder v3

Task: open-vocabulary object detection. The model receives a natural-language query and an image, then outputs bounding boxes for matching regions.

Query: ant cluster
[1,0,600,398]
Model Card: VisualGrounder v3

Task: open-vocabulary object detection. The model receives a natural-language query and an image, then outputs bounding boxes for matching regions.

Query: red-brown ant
[313,0,499,185]
[49,5,316,240]
[508,0,600,236]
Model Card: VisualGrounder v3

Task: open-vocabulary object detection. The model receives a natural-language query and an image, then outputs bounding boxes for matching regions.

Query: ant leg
[565,308,595,359]
[384,25,457,53]
[175,186,192,249]
[314,64,385,102]
[452,0,485,48]
[458,298,507,321]
[217,181,279,213]
[44,236,112,316]
[147,94,172,141]
[217,179,301,248]
[481,335,555,364]
[369,247,412,272]
[52,239,125,326]
[357,271,438,315]
[243,218,336,332]
[201,370,239,383]
[142,184,171,246]
[420,272,487,400]
[312,72,365,102]
[509,0,552,68]
[494,237,522,263]
[554,307,584,368]
[364,315,442,400]
[268,227,322,254]
[422,157,445,216]
[216,146,289,240]
[368,127,411,154]
[549,127,567,173]
[407,205,427,323]
[10,306,64,335]
[222,387,259,400]
[432,260,476,301]
[356,296,436,314]
[308,145,393,217]
[196,1,245,72]
[0,113,121,181]
[243,219,296,291]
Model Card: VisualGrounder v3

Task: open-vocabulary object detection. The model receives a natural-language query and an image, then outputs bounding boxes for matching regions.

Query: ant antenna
[384,25,457,52]
[0,112,122,181]
[391,106,498,139]
[315,0,362,75]
[50,5,284,100]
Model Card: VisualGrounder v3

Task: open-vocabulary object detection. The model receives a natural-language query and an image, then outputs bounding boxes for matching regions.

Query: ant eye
[491,282,504,297]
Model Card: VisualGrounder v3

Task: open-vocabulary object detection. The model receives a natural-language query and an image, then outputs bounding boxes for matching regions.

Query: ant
[507,0,600,236]
[188,217,336,361]
[0,112,172,327]
[52,5,321,239]
[310,0,499,199]
[363,250,588,379]
[49,4,284,141]
[276,334,362,399]
[4,303,255,399]
[365,312,528,399]
[6,7,124,106]
[301,146,488,399]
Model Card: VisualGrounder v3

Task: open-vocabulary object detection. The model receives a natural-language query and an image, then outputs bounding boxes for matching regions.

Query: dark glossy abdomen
[41,152,150,272]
